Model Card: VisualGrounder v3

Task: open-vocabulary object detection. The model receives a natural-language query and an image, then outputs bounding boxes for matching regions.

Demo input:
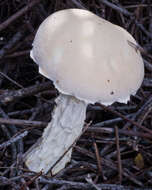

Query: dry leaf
[134,153,144,169]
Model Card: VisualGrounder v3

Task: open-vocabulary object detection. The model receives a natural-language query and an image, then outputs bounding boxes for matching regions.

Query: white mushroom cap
[30,8,144,105]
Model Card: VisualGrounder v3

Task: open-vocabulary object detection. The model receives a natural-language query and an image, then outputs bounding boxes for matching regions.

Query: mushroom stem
[25,94,87,174]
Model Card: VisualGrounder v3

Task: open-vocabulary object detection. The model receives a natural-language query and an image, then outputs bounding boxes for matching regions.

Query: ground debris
[0,0,152,189]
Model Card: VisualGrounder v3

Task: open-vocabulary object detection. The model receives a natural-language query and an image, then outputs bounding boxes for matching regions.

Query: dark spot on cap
[70,40,72,43]
[107,79,110,83]
[110,91,114,95]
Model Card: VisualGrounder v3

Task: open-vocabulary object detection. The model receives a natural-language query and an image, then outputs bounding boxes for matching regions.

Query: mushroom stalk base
[25,94,86,174]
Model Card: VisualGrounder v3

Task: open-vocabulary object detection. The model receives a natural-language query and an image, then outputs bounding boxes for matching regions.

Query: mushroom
[25,8,144,175]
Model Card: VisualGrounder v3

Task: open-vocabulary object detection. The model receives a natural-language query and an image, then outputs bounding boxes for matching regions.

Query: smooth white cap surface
[31,9,144,105]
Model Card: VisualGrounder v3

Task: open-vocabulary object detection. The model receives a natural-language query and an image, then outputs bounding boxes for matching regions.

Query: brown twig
[0,131,28,150]
[0,0,41,32]
[20,171,42,190]
[0,81,53,105]
[97,103,152,135]
[4,50,30,58]
[88,126,152,139]
[71,0,86,9]
[0,117,47,128]
[92,138,103,179]
[0,30,25,59]
[0,71,23,88]
[99,0,133,17]
[74,146,143,186]
[114,126,122,184]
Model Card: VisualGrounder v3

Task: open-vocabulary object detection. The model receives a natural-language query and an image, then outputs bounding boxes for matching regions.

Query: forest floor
[0,0,152,189]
